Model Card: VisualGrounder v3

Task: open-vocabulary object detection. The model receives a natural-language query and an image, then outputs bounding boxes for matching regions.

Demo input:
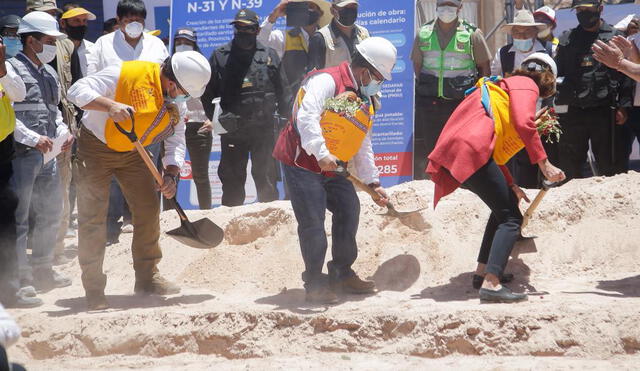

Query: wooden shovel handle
[346,174,382,201]
[522,188,548,230]
[133,141,164,185]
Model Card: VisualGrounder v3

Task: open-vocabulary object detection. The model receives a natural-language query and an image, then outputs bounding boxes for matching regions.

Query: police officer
[201,9,290,207]
[410,0,491,179]
[555,0,633,180]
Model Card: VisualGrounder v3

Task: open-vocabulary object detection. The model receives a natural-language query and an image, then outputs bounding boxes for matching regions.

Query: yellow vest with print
[0,83,16,142]
[293,88,374,162]
[471,77,524,165]
[105,61,174,152]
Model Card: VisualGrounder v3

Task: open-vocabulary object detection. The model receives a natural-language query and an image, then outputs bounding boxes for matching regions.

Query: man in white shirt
[87,0,168,75]
[5,12,73,293]
[68,51,211,311]
[258,0,331,93]
[273,37,396,304]
[491,10,551,76]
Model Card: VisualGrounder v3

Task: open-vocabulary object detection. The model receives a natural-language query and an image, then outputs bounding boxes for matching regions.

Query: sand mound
[7,172,640,369]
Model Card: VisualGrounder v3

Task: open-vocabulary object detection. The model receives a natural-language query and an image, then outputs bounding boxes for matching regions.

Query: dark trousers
[462,159,523,277]
[622,107,640,170]
[185,122,213,210]
[218,128,278,207]
[283,165,360,290]
[506,150,540,189]
[558,106,626,180]
[0,162,19,306]
[414,96,460,180]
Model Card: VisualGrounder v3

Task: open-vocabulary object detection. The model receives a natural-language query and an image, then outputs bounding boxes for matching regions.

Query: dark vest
[282,28,309,94]
[213,42,278,128]
[498,41,553,75]
[7,53,59,154]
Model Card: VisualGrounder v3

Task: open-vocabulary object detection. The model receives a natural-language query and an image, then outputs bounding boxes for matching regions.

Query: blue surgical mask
[513,38,534,53]
[360,69,383,97]
[172,94,189,103]
[3,36,22,58]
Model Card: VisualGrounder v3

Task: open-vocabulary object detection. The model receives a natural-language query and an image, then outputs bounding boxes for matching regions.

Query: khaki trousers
[54,148,73,255]
[76,128,162,294]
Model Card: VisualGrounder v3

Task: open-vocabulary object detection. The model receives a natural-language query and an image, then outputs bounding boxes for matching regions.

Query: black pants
[185,122,213,210]
[414,96,460,180]
[558,106,626,180]
[622,107,640,171]
[506,150,540,189]
[218,127,279,207]
[0,161,19,306]
[462,159,523,277]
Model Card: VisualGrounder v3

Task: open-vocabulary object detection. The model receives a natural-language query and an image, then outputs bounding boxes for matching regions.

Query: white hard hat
[18,11,66,39]
[355,37,397,81]
[534,6,557,25]
[171,51,211,98]
[522,52,557,78]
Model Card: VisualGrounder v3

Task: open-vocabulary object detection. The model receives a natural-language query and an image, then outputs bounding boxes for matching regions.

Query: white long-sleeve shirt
[257,20,311,60]
[490,40,548,76]
[1,54,68,147]
[87,29,169,75]
[296,70,380,185]
[0,303,20,348]
[67,63,186,168]
[78,39,95,77]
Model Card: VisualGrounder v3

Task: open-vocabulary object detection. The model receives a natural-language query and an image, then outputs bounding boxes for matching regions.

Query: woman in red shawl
[426,53,565,303]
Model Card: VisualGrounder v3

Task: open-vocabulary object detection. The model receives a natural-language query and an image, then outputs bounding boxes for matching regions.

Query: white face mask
[34,40,57,64]
[125,21,144,39]
[436,6,458,24]
[175,44,194,53]
[538,27,551,39]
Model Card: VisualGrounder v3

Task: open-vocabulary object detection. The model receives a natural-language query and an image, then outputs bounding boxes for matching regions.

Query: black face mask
[308,10,321,26]
[66,24,87,41]
[577,10,600,29]
[234,32,257,49]
[337,8,358,27]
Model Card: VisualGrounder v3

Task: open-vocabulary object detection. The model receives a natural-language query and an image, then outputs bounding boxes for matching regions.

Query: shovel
[519,180,559,239]
[335,161,425,218]
[113,109,224,249]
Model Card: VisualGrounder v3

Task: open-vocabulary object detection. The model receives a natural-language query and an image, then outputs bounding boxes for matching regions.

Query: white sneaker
[121,223,134,233]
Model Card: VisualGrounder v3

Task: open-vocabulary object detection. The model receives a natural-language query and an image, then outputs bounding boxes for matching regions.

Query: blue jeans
[10,149,61,282]
[283,165,360,290]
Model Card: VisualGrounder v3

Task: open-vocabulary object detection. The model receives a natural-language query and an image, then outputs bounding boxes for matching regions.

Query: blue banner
[170,0,416,208]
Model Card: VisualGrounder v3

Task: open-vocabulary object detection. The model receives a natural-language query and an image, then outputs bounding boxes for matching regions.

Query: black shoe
[33,268,72,291]
[479,286,527,303]
[305,286,339,304]
[472,273,515,290]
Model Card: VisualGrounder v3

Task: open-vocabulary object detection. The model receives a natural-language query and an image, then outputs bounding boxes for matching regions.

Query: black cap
[571,0,602,8]
[230,9,259,26]
[0,15,21,30]
[174,27,197,42]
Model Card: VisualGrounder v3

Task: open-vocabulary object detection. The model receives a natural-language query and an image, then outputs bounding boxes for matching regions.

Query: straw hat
[291,0,333,28]
[503,10,547,32]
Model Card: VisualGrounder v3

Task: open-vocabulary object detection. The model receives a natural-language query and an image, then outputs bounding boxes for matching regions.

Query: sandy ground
[5,172,640,369]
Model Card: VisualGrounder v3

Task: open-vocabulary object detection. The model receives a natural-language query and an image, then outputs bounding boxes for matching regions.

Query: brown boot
[86,291,109,311]
[332,275,377,295]
[305,286,339,304]
[134,273,180,295]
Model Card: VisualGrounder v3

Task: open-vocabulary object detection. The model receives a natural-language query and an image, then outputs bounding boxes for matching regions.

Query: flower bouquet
[536,107,562,144]
[323,91,363,117]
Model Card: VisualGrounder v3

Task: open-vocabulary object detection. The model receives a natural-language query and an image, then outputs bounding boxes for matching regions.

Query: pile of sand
[6,172,640,369]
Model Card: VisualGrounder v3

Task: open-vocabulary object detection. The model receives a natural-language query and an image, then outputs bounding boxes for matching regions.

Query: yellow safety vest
[294,88,374,162]
[105,61,174,152]
[0,83,16,142]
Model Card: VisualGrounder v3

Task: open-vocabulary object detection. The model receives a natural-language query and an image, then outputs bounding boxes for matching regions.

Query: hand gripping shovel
[335,161,425,218]
[519,180,559,239]
[113,109,224,249]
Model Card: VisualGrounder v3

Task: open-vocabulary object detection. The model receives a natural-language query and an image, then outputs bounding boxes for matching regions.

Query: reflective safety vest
[0,83,16,142]
[105,61,177,152]
[466,76,524,165]
[418,20,477,99]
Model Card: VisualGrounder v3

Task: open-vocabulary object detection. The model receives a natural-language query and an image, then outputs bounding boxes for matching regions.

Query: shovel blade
[380,207,427,218]
[166,218,224,249]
